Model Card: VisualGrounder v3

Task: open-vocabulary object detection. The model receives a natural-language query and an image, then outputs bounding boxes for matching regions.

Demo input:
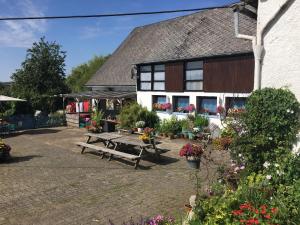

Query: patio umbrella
[0,95,26,102]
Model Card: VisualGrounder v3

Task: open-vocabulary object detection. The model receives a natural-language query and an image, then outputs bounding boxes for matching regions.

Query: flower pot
[169,134,175,139]
[142,139,150,144]
[186,157,201,169]
[188,132,195,140]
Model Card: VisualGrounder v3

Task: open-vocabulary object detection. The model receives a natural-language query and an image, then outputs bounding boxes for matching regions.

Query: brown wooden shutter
[203,55,254,93]
[165,62,184,92]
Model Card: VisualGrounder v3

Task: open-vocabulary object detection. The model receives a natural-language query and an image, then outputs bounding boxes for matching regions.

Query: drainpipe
[234,9,262,90]
[234,0,292,90]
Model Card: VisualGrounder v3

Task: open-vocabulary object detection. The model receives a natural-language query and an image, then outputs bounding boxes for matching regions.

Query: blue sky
[0,0,237,82]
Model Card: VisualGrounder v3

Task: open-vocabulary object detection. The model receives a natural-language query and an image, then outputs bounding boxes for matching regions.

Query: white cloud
[0,0,47,48]
[80,20,134,40]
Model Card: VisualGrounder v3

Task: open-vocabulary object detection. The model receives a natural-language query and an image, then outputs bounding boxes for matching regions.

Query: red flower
[232,210,243,216]
[264,214,271,219]
[247,218,259,224]
[240,203,252,210]
[216,105,225,114]
[253,209,259,214]
[260,205,267,215]
[271,208,278,214]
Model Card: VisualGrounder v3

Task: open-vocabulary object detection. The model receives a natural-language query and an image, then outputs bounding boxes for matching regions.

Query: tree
[11,37,69,113]
[66,55,109,92]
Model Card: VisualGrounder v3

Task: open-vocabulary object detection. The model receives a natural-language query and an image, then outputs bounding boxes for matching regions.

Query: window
[140,65,152,90]
[197,97,217,115]
[153,65,165,91]
[173,96,189,112]
[185,61,203,91]
[152,95,167,111]
[226,97,247,111]
[139,64,165,91]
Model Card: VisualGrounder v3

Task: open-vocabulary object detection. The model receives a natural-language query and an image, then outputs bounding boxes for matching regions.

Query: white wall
[258,0,300,101]
[137,91,250,126]
[257,0,300,149]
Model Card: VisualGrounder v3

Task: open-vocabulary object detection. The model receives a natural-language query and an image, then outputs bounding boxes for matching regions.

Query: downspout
[234,1,292,90]
[234,9,262,90]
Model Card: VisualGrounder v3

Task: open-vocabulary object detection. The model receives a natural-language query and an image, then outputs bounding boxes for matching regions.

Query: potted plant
[216,105,226,120]
[135,121,145,133]
[139,127,154,143]
[0,139,11,161]
[181,119,190,139]
[179,143,204,169]
[89,110,104,133]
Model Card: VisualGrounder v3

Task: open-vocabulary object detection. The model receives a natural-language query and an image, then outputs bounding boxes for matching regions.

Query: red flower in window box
[161,103,172,110]
[185,104,195,112]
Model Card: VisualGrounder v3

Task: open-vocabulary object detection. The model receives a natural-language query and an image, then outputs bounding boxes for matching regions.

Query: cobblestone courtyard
[0,127,229,225]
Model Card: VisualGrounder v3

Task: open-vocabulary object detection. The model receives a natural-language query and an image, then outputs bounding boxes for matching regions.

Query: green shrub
[118,103,159,129]
[159,116,182,135]
[194,115,209,128]
[181,119,190,131]
[189,88,300,225]
[244,88,300,148]
[231,88,300,172]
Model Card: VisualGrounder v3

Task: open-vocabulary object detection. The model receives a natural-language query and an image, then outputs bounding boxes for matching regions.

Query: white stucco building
[237,0,300,100]
[258,0,300,101]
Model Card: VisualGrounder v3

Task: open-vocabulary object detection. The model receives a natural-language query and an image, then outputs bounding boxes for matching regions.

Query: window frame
[225,97,247,113]
[152,95,167,111]
[138,64,165,91]
[197,96,218,115]
[139,65,152,91]
[173,96,190,113]
[184,60,204,92]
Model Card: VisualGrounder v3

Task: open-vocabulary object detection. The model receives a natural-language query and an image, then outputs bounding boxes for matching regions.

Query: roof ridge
[135,4,234,30]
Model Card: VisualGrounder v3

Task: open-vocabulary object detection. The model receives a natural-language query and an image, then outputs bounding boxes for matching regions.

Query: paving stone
[0,127,230,225]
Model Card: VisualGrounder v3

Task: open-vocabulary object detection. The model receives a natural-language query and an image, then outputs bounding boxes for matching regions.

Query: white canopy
[0,95,26,102]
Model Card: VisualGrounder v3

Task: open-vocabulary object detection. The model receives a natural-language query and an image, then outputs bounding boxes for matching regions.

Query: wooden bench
[75,142,141,169]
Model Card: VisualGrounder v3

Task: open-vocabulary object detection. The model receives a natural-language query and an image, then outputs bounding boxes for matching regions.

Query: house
[86,7,257,124]
[235,0,300,101]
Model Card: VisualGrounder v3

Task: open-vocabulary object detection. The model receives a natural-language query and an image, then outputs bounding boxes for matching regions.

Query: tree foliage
[66,55,109,93]
[11,37,69,113]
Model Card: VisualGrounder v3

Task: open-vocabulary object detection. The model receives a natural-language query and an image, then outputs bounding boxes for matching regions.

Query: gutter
[234,0,292,90]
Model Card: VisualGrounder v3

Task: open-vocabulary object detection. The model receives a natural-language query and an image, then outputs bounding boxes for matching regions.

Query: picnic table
[76,132,159,169]
[81,132,123,153]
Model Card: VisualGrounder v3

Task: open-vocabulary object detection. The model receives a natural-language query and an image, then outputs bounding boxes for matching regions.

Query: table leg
[134,146,145,169]
[81,136,91,154]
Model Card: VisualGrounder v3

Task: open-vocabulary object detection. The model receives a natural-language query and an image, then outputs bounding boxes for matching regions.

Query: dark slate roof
[61,90,136,99]
[86,7,256,87]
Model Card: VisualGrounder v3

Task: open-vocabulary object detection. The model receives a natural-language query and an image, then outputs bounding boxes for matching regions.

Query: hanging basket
[186,157,201,169]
